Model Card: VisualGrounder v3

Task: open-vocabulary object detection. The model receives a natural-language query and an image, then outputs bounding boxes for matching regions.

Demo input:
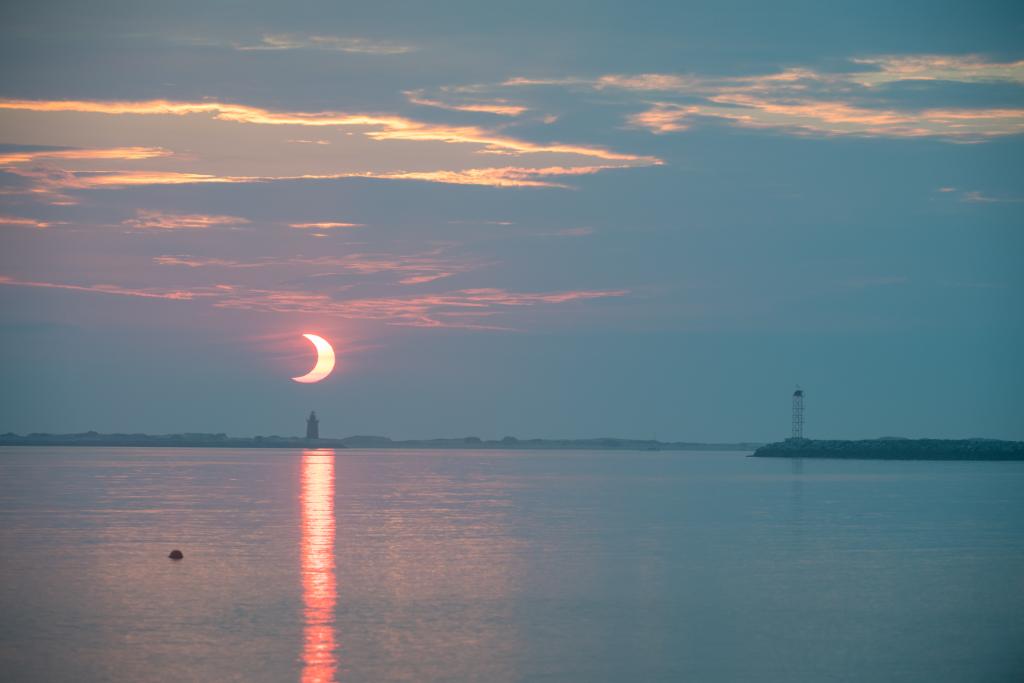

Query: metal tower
[791,387,804,439]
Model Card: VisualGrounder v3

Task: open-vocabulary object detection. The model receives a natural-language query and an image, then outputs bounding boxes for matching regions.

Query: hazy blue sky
[1,1,1021,441]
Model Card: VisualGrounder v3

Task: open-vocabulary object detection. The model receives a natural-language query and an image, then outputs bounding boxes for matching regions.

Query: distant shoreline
[752,438,1024,461]
[0,432,760,452]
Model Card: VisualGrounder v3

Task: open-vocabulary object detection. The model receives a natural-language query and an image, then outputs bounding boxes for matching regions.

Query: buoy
[168,549,184,560]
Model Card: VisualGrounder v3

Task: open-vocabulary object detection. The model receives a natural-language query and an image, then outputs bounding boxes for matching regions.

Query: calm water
[1,448,1022,682]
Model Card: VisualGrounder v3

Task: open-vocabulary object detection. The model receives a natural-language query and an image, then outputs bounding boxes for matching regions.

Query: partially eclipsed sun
[292,333,336,383]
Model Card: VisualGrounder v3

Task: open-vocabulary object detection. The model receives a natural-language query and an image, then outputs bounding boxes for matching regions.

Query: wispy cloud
[289,221,363,229]
[364,164,627,188]
[123,210,250,229]
[234,34,414,55]
[0,215,54,228]
[961,190,1024,203]
[6,164,629,193]
[406,91,527,116]
[0,146,170,165]
[212,285,628,328]
[627,104,700,133]
[154,249,476,285]
[0,99,652,162]
[152,256,265,268]
[550,227,594,237]
[627,97,1024,139]
[850,55,1024,87]
[934,187,1024,203]
[0,98,658,201]
[0,275,626,329]
[0,275,212,300]
[505,56,1024,141]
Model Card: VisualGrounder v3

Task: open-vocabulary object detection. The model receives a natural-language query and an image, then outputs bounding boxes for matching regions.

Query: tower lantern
[791,387,804,439]
[306,411,319,440]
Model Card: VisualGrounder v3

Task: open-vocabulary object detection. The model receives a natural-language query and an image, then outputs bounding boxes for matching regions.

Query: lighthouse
[791,388,804,440]
[306,411,320,440]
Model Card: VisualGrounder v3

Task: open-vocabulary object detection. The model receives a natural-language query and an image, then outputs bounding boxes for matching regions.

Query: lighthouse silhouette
[305,411,319,440]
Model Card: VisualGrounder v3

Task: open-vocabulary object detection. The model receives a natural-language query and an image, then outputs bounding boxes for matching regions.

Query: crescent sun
[292,333,336,383]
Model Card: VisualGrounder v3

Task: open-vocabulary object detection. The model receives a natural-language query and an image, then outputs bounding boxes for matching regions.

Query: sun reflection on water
[301,449,337,683]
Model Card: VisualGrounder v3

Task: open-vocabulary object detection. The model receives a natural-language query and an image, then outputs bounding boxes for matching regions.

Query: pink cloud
[289,221,364,229]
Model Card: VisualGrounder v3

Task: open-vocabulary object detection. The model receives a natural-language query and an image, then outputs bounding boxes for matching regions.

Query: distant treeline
[752,438,1024,461]
[0,431,761,452]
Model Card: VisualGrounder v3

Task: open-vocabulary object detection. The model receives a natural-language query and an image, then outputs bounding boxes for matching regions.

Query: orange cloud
[705,94,1024,138]
[406,92,527,116]
[365,164,627,188]
[0,215,52,228]
[0,98,654,163]
[123,210,250,229]
[0,146,170,165]
[627,104,700,133]
[14,164,630,191]
[595,74,700,91]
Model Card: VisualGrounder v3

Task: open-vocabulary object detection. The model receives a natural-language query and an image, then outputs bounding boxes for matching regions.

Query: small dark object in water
[168,549,184,560]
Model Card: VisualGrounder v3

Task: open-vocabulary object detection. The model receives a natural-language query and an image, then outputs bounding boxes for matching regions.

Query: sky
[0,0,1021,442]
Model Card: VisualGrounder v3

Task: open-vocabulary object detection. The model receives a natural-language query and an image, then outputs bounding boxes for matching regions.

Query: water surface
[1,448,1022,682]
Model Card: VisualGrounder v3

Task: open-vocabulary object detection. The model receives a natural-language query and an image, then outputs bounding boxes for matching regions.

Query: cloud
[234,34,414,55]
[0,275,211,300]
[0,99,652,162]
[363,164,627,188]
[504,56,1024,141]
[0,215,53,228]
[406,92,527,116]
[595,74,701,91]
[0,146,170,165]
[0,275,627,329]
[6,164,629,193]
[152,256,264,268]
[289,221,363,229]
[850,55,1024,87]
[961,190,1024,203]
[123,210,250,229]
[0,98,658,201]
[211,286,629,328]
[153,249,477,285]
[626,96,1024,139]
[627,104,700,133]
